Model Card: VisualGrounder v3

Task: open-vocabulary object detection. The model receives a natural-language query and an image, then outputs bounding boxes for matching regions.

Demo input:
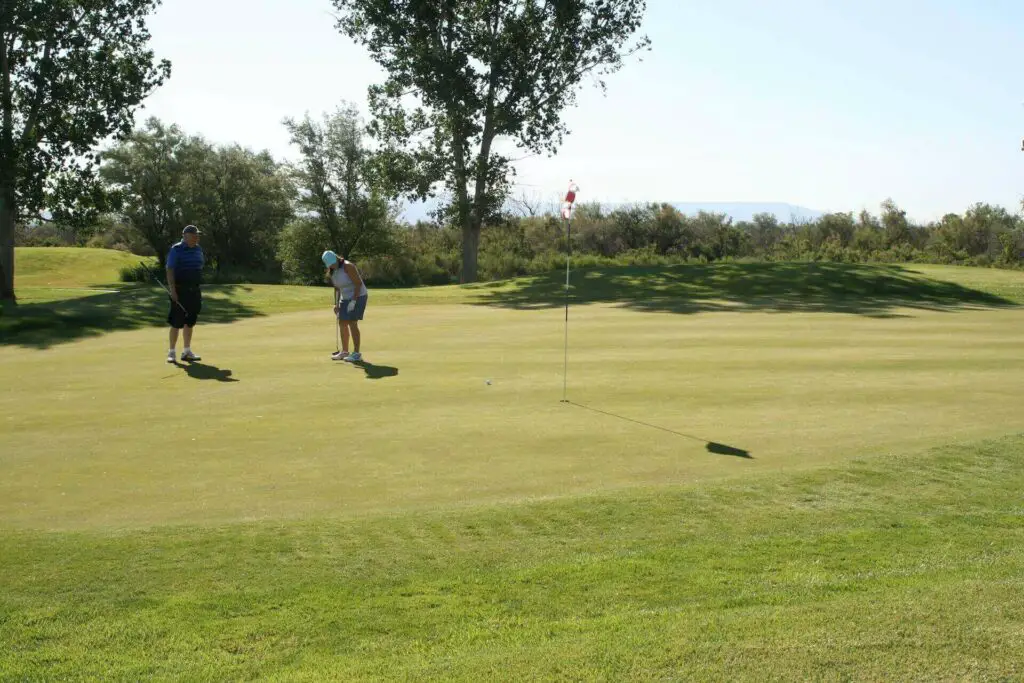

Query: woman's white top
[331,260,368,300]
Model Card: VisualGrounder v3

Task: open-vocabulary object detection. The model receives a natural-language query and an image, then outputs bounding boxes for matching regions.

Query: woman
[322,250,368,362]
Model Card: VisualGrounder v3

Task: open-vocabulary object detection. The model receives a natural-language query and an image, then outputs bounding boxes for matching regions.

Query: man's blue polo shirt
[167,241,204,286]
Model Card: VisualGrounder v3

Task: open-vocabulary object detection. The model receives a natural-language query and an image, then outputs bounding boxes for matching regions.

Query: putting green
[3,277,1023,530]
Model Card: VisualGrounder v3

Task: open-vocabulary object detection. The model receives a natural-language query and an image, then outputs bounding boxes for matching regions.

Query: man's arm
[166,268,178,301]
[165,249,178,301]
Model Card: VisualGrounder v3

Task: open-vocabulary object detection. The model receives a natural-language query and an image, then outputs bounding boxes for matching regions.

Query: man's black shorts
[168,286,202,328]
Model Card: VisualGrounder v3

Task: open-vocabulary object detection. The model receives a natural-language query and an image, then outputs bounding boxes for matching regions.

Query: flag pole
[561,181,578,403]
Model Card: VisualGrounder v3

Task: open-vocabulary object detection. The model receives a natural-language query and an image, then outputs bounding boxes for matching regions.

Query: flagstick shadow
[562,401,753,459]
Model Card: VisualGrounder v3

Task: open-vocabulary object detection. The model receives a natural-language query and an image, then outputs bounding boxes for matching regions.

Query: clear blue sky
[140,0,1023,222]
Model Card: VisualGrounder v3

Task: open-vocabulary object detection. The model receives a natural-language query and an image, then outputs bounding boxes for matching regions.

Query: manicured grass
[2,248,1023,679]
[2,436,1022,679]
[3,296,1023,529]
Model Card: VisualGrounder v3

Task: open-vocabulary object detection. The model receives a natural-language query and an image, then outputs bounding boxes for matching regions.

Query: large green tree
[185,144,295,276]
[102,118,296,273]
[99,118,206,267]
[0,0,170,302]
[283,104,395,260]
[331,0,650,282]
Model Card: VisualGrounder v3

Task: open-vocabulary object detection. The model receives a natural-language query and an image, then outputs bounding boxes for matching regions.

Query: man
[322,250,368,362]
[165,225,204,363]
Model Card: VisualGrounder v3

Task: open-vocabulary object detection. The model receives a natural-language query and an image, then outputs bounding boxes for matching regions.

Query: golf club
[334,290,341,354]
[140,260,188,314]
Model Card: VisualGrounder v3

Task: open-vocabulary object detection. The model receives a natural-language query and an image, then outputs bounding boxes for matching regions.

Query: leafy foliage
[101,118,294,277]
[99,118,207,266]
[0,0,170,300]
[282,104,397,261]
[331,0,650,282]
[185,145,295,277]
[276,217,332,286]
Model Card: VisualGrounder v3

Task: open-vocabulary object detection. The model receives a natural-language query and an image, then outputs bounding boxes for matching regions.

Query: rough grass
[2,436,1022,680]
[11,247,152,299]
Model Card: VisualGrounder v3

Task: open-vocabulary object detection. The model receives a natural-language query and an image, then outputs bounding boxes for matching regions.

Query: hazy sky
[140,0,1023,222]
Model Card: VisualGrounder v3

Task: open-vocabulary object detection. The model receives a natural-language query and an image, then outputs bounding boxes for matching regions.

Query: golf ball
[485,379,492,385]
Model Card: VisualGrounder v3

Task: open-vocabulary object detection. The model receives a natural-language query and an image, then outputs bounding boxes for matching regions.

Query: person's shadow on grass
[351,360,398,380]
[175,360,238,382]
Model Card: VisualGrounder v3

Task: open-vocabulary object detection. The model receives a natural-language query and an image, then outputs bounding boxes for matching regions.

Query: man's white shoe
[166,351,176,363]
[181,350,201,362]
[344,352,363,362]
[332,351,349,361]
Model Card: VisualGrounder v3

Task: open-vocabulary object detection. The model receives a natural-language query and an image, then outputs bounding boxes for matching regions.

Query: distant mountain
[396,198,823,224]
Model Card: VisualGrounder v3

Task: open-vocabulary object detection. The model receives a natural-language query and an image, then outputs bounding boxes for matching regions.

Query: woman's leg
[340,320,351,353]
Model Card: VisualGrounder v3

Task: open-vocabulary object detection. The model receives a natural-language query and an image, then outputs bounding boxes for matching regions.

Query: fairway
[2,251,1024,679]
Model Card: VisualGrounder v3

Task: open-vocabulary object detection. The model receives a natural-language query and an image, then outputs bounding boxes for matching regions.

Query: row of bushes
[59,199,1024,289]
[344,201,1024,287]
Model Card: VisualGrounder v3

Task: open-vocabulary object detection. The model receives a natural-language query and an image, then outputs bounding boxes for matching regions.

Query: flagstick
[560,180,577,404]
[562,212,571,403]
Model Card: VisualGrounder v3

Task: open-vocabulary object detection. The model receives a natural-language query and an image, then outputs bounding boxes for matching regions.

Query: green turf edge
[1,432,1022,680]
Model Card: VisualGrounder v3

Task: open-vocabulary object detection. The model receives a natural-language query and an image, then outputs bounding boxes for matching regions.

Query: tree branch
[20,41,53,152]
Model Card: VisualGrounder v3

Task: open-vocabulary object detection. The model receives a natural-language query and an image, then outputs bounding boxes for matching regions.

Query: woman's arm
[343,262,363,297]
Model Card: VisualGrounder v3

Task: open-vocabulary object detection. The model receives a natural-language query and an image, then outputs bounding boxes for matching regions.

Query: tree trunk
[448,114,474,283]
[461,51,500,286]
[461,218,480,284]
[0,6,16,304]
[0,188,15,303]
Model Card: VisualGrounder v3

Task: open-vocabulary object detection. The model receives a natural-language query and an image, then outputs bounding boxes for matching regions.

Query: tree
[816,212,856,248]
[283,104,395,260]
[961,202,1016,259]
[186,145,295,276]
[331,0,650,282]
[99,118,207,267]
[0,0,170,302]
[103,119,296,275]
[650,204,688,255]
[508,190,542,217]
[748,212,783,254]
[880,198,911,248]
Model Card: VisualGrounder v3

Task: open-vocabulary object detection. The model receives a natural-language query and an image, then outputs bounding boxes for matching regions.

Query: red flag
[561,181,579,220]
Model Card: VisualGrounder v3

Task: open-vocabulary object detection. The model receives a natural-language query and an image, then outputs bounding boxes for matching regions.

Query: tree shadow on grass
[466,262,1020,317]
[0,284,267,349]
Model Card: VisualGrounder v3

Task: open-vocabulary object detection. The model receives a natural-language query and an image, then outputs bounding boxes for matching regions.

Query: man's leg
[179,290,202,360]
[340,321,350,353]
[350,321,360,353]
[168,326,180,362]
[168,295,181,356]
